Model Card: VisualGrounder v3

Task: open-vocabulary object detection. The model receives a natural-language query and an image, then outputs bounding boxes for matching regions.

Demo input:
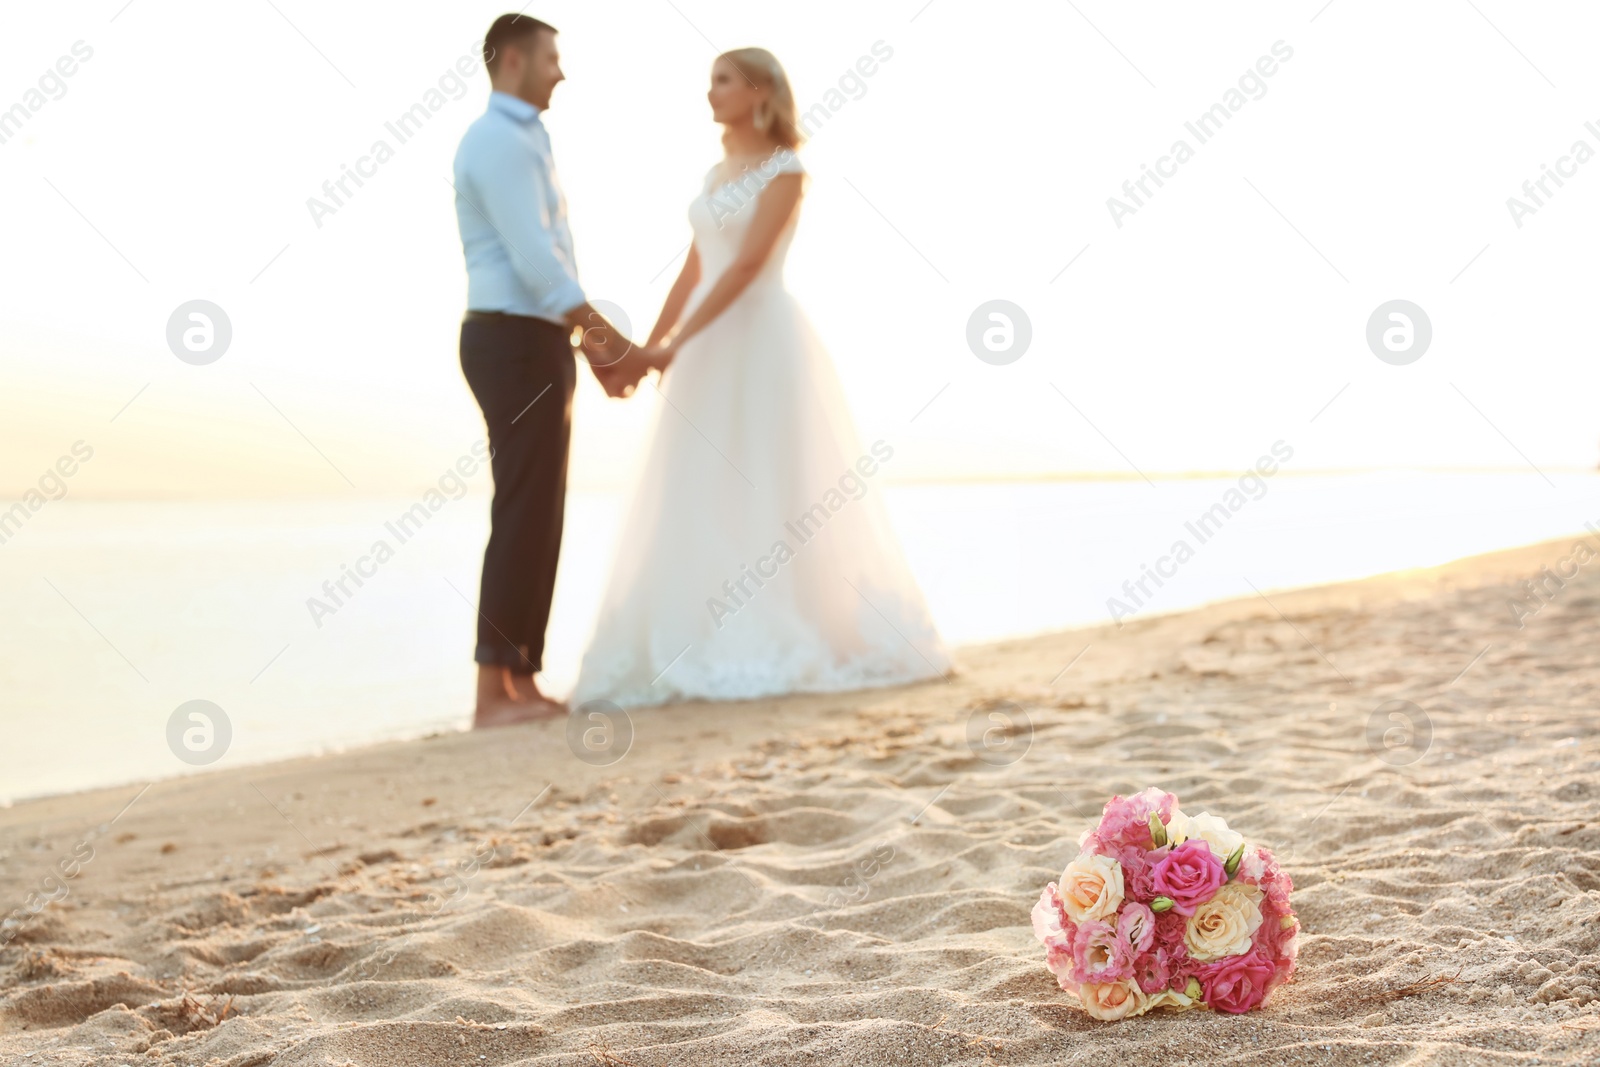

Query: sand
[2,537,1599,1066]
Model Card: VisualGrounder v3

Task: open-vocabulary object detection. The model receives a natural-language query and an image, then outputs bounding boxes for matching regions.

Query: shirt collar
[488,90,541,125]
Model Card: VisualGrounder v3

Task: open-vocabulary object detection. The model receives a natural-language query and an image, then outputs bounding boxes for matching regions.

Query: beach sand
[2,537,1598,1066]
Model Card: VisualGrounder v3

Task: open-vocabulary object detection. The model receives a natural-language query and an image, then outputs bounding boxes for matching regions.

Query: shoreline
[5,471,1595,806]
[2,535,1598,1064]
[1,531,1579,812]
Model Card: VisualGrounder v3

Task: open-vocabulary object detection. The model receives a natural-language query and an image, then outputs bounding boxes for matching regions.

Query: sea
[1,470,1595,803]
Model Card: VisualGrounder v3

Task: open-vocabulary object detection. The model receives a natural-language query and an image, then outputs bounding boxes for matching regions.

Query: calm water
[2,471,1595,802]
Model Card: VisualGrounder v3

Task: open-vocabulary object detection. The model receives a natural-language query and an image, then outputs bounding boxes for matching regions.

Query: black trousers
[459,313,576,673]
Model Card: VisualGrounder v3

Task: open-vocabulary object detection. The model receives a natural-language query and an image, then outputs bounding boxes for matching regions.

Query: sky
[3,0,1599,498]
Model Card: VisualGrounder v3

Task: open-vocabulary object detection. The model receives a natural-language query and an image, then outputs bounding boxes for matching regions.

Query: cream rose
[1165,807,1192,845]
[1184,812,1244,859]
[1147,986,1199,1012]
[1183,881,1264,961]
[1058,852,1125,924]
[1078,978,1149,1021]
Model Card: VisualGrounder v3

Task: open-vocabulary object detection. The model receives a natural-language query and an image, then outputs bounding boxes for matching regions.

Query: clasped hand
[580,328,674,399]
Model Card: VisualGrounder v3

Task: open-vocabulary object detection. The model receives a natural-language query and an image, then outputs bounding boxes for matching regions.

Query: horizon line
[4,464,1596,504]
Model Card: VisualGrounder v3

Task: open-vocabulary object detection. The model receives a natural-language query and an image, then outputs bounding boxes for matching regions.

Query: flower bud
[1149,812,1168,848]
[1224,843,1244,878]
[1150,895,1175,913]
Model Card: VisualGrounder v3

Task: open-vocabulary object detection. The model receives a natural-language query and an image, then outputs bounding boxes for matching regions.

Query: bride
[571,48,950,708]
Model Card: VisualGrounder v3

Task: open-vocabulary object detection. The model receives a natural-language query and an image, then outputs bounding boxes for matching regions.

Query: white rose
[1185,812,1243,859]
[1058,852,1125,924]
[1165,807,1192,845]
[1183,881,1264,962]
[1078,978,1149,1021]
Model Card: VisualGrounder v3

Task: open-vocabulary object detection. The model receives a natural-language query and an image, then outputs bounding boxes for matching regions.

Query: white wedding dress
[571,152,950,708]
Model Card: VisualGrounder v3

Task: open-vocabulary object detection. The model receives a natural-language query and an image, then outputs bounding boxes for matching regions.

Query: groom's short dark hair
[483,14,557,74]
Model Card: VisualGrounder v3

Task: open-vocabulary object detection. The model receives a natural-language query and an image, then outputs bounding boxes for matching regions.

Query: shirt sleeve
[463,129,586,317]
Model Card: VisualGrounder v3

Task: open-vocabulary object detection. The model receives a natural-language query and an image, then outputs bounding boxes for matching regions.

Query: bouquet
[1032,788,1297,1019]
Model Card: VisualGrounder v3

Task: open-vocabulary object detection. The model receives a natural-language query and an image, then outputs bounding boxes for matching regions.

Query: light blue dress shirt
[452,91,586,323]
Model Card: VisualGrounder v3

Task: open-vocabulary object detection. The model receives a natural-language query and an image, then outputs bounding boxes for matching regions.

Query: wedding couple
[453,14,949,727]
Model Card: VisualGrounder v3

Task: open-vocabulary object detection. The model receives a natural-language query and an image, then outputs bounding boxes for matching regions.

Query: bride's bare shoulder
[767,147,804,176]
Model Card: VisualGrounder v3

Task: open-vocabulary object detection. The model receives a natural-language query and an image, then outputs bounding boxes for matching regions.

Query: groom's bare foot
[508,672,567,716]
[474,701,562,728]
[473,666,566,729]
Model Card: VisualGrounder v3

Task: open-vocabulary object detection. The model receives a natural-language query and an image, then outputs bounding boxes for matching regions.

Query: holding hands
[641,342,676,373]
[569,303,676,399]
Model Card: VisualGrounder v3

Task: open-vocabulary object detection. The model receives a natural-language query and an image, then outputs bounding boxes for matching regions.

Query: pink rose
[1036,791,1297,1017]
[1198,951,1278,1014]
[1151,839,1226,916]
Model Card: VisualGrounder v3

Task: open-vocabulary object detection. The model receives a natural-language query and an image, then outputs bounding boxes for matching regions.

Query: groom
[454,13,655,727]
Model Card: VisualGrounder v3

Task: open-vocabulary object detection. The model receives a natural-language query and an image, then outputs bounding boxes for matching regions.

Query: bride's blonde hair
[718,48,803,150]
